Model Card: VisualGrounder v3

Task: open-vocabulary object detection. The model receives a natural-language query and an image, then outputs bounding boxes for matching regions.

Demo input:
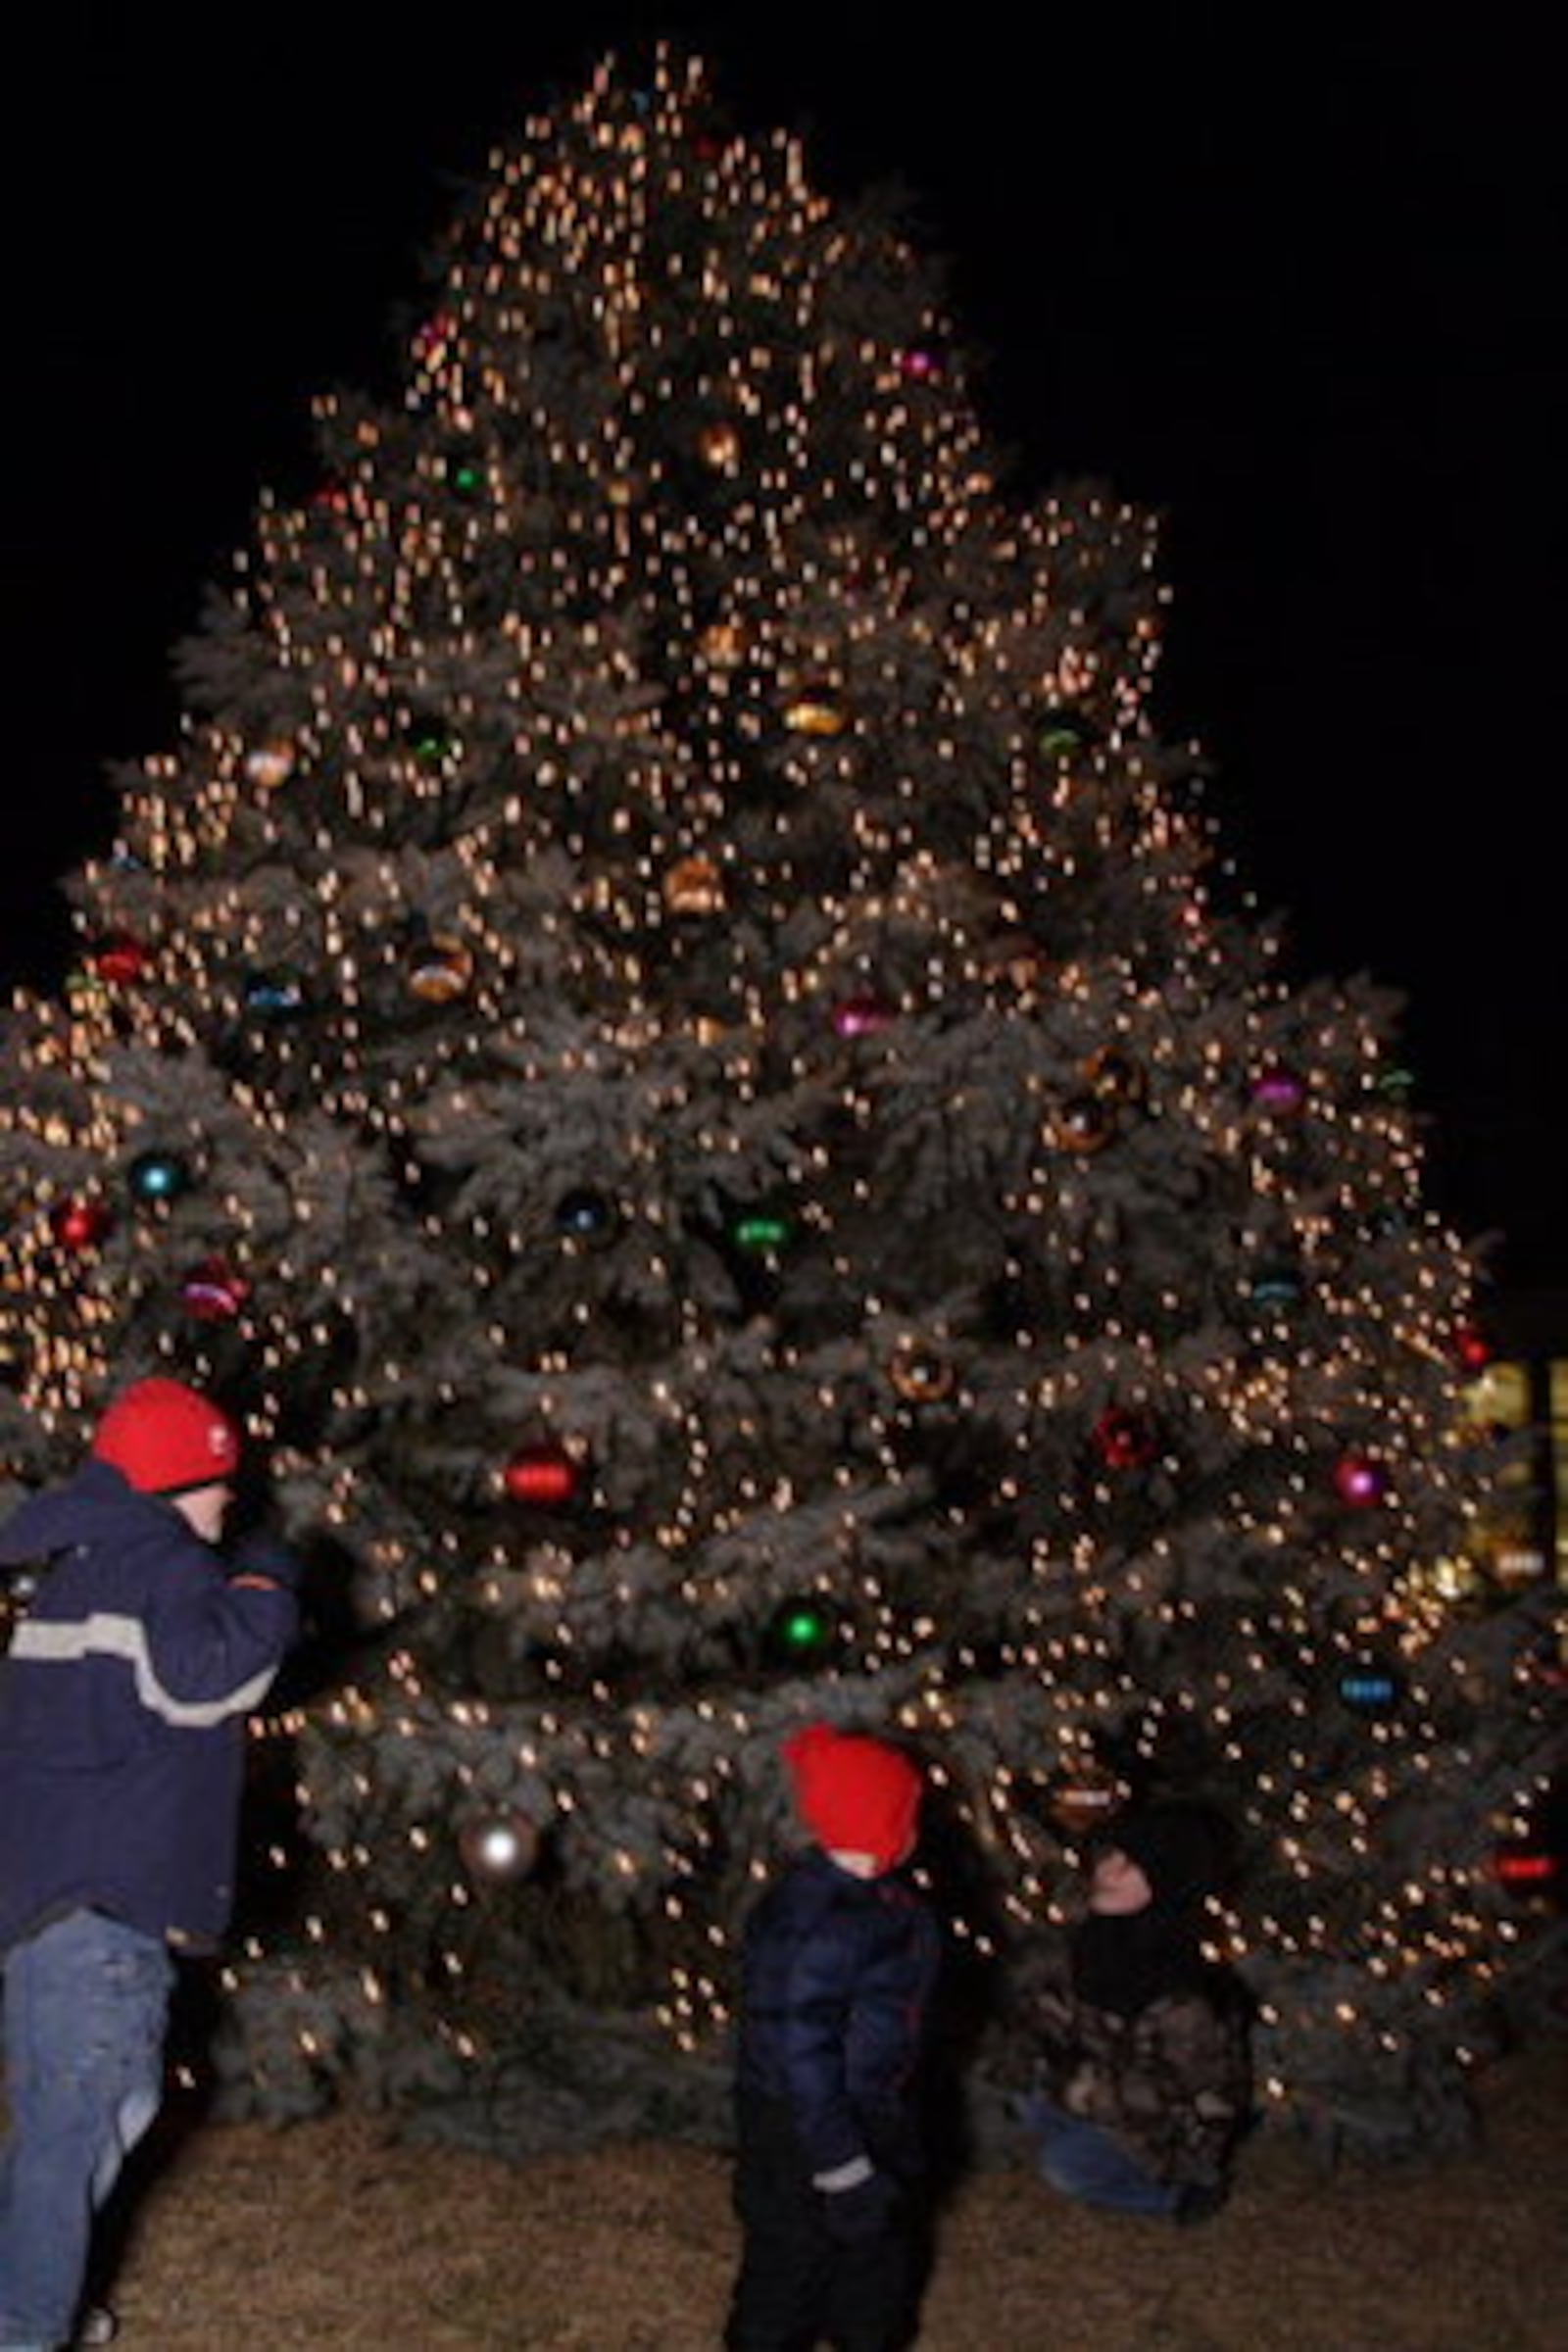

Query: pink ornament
[181,1256,251,1322]
[1333,1453,1390,1508]
[832,994,895,1042]
[899,347,943,382]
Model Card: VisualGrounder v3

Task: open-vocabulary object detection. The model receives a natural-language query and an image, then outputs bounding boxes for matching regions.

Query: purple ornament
[1252,1065,1307,1115]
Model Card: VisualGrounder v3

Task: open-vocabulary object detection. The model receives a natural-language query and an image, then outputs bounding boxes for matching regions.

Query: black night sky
[5,7,1564,1301]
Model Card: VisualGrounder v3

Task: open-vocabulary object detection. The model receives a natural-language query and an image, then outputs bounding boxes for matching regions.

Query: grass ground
[89,2033,1568,2349]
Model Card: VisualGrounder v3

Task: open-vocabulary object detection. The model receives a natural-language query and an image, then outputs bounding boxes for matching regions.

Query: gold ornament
[1048,1095,1115,1155]
[890,1342,956,1405]
[245,741,296,791]
[1081,1047,1146,1108]
[700,620,749,667]
[662,854,726,916]
[1048,1763,1125,1836]
[783,686,847,738]
[406,935,474,1004]
[983,932,1050,992]
[698,421,741,470]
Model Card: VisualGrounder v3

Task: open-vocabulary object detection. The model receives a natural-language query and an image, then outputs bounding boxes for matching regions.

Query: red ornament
[50,1200,113,1253]
[414,310,459,366]
[181,1256,252,1322]
[1333,1452,1390,1508]
[1453,1323,1493,1373]
[899,347,943,382]
[1491,1849,1558,1889]
[1093,1407,1157,1470]
[91,933,148,985]
[503,1442,583,1506]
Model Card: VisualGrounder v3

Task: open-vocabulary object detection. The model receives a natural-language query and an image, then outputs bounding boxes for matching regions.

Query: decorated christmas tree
[1,50,1560,2162]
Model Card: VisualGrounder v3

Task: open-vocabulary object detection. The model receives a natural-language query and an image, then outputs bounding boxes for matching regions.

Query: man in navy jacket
[0,1378,300,2352]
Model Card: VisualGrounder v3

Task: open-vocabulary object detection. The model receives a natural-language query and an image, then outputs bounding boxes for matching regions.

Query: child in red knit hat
[725,1723,940,2352]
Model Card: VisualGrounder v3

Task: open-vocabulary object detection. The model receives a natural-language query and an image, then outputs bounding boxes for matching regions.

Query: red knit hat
[92,1377,241,1495]
[784,1723,922,1870]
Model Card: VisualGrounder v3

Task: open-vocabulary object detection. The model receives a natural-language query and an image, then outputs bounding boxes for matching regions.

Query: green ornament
[730,1210,794,1257]
[765,1593,837,1667]
[1040,721,1083,759]
[406,718,457,767]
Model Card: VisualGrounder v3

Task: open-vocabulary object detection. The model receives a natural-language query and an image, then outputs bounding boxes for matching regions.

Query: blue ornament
[555,1188,618,1248]
[1339,1662,1401,1716]
[244,969,309,1018]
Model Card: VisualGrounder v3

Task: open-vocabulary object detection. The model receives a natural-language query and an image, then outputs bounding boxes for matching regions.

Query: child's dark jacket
[735,1846,940,2180]
[0,1459,298,1952]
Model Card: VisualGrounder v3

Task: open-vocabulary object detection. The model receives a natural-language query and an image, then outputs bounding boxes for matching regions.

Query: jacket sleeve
[774,1910,877,2181]
[126,1535,299,1728]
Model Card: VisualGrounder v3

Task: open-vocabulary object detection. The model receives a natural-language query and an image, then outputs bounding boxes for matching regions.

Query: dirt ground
[88,2034,1568,2350]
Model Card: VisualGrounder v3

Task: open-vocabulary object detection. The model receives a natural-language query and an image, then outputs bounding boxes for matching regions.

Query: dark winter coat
[1030,1941,1252,2187]
[0,1459,298,1952]
[734,1847,940,2181]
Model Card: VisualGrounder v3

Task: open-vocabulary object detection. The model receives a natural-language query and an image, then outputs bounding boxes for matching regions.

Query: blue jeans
[0,1909,173,2349]
[1024,2093,1181,2219]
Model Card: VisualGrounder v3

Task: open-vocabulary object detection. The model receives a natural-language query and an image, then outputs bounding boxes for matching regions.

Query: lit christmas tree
[1,50,1560,2162]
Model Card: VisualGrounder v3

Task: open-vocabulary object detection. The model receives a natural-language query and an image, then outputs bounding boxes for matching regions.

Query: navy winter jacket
[734,1847,940,2180]
[0,1459,299,1952]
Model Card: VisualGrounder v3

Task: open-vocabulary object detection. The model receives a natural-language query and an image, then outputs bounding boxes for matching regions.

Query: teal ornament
[1249,1265,1303,1310]
[1379,1066,1417,1103]
[127,1150,194,1206]
[765,1593,838,1668]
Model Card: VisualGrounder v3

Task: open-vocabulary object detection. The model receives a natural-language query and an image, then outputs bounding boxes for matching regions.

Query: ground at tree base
[81,2033,1568,2350]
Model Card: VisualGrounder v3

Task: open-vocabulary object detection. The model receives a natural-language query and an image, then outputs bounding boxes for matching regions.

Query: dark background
[5,5,1563,1301]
